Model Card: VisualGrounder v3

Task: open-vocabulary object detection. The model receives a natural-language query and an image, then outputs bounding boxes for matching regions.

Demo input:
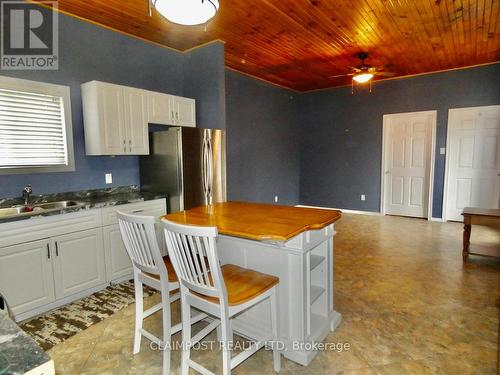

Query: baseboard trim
[429,217,444,222]
[296,205,381,216]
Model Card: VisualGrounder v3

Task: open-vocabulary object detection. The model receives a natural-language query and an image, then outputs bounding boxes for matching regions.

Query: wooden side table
[462,207,500,262]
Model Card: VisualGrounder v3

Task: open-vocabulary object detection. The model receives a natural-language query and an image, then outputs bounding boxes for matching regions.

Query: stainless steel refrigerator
[139,127,226,213]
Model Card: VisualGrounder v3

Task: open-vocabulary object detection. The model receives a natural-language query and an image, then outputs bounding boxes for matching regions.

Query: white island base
[217,223,341,366]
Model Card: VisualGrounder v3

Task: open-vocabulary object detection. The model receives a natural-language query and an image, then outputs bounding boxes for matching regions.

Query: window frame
[0,75,75,175]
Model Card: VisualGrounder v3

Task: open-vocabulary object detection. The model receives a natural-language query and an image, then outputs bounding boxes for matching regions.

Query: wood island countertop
[163,202,342,242]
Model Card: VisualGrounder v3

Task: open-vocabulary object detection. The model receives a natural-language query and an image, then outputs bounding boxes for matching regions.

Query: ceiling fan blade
[376,71,397,77]
[328,73,355,78]
[348,66,362,72]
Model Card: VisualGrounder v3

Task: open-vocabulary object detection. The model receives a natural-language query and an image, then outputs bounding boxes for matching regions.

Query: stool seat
[195,264,279,306]
[145,256,178,282]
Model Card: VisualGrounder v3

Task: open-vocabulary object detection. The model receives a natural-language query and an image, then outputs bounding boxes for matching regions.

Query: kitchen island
[165,201,342,366]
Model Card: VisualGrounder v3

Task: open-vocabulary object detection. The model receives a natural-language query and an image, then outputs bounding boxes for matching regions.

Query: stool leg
[221,313,232,375]
[270,288,281,373]
[180,294,191,375]
[161,288,171,375]
[133,276,143,354]
[216,325,222,341]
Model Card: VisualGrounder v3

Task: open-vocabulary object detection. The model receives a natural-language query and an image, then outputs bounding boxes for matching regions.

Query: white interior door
[382,111,435,218]
[445,105,500,221]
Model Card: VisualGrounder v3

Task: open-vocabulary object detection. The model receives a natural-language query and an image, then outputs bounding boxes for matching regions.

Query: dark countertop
[0,310,54,375]
[0,186,167,224]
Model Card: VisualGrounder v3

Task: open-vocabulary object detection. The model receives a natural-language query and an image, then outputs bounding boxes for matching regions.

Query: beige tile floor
[48,214,500,374]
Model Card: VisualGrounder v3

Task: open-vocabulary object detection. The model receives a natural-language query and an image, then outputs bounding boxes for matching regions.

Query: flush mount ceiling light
[152,0,220,26]
[352,73,374,84]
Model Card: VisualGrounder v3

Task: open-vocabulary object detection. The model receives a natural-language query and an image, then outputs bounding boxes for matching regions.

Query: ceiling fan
[329,52,396,87]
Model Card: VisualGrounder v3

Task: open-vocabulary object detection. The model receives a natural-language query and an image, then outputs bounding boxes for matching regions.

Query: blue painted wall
[225,70,300,205]
[0,8,221,199]
[183,42,226,129]
[299,63,500,217]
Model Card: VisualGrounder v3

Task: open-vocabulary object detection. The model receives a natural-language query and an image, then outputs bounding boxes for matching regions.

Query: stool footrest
[143,302,162,319]
[191,319,220,344]
[170,311,208,335]
[140,329,162,346]
[187,359,216,375]
[231,341,265,369]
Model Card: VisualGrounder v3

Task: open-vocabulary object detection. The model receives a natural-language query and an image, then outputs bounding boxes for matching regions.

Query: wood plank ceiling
[32,0,499,91]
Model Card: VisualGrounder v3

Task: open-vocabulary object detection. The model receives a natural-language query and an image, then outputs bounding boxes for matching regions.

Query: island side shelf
[216,222,341,366]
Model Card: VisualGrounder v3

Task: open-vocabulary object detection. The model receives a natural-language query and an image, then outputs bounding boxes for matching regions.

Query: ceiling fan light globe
[154,0,220,26]
[352,73,374,84]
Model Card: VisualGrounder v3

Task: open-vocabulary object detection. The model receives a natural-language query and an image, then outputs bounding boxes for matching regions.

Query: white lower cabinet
[102,200,168,282]
[0,239,55,317]
[0,198,166,321]
[103,224,133,282]
[52,229,106,299]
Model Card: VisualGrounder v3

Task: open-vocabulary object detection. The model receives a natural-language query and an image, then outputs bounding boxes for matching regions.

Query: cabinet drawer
[101,199,167,226]
[0,209,102,249]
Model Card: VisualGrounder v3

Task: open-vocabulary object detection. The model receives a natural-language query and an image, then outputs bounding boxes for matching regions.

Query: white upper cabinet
[95,82,126,155]
[147,91,196,128]
[82,81,196,155]
[123,87,149,154]
[173,96,196,128]
[82,81,149,155]
[147,91,174,125]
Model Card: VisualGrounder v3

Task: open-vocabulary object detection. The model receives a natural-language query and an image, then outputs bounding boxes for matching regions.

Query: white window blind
[0,88,68,168]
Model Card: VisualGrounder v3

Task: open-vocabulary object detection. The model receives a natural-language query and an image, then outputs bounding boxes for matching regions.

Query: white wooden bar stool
[162,219,281,375]
[117,211,207,375]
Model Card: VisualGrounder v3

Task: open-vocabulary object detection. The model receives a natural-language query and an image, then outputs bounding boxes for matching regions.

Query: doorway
[381,111,437,219]
[444,105,500,221]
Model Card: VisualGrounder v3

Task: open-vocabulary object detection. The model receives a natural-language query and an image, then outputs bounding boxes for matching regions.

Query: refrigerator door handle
[202,133,210,205]
[206,134,213,204]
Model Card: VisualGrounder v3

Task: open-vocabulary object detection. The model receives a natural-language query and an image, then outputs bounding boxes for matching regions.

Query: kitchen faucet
[22,184,32,205]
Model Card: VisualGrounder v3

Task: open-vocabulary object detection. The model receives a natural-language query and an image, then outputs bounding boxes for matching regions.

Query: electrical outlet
[105,173,113,184]
[360,194,366,201]
[274,196,279,203]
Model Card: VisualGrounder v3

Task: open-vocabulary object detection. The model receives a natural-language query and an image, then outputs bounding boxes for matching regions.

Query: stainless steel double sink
[0,201,86,219]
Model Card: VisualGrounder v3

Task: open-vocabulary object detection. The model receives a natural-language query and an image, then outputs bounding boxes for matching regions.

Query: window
[0,76,74,174]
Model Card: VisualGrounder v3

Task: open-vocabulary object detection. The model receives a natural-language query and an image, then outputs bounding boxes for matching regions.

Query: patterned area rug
[19,281,157,351]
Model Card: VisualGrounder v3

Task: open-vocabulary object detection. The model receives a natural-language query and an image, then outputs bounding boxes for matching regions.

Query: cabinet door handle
[129,139,132,152]
[123,139,126,153]
[131,209,144,214]
[47,244,50,259]
[171,111,174,120]
[55,241,59,257]
[176,112,179,121]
